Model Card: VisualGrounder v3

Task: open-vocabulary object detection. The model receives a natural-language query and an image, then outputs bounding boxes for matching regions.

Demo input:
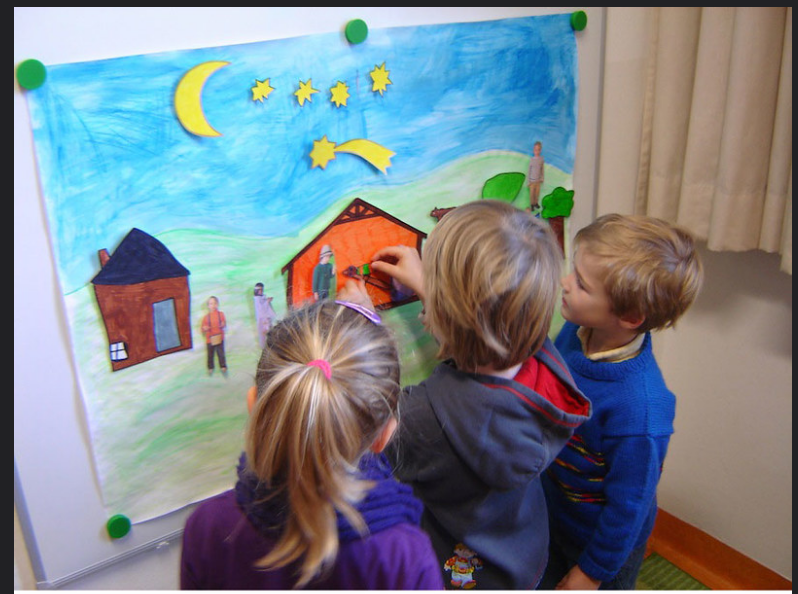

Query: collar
[576,326,645,362]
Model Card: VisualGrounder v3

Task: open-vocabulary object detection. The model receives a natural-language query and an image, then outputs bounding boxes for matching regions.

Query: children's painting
[25,14,578,522]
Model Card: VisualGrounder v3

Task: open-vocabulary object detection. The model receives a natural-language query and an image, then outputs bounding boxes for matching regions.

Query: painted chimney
[98,249,110,268]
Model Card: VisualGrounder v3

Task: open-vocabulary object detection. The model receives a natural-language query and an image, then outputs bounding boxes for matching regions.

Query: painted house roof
[92,228,190,286]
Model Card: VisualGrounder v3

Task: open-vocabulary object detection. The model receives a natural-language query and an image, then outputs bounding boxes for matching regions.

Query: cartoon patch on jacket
[444,543,483,589]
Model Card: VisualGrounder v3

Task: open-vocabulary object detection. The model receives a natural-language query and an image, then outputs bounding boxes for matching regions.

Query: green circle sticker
[106,514,131,539]
[345,19,368,44]
[571,11,588,32]
[17,59,47,90]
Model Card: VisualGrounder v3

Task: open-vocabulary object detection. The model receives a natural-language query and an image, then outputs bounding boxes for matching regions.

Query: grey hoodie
[386,337,591,589]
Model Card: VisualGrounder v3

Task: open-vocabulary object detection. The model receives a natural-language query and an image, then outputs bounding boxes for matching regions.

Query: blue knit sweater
[543,322,675,583]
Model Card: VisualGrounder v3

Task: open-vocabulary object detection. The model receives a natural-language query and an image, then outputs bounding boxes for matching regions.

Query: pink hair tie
[307,359,332,380]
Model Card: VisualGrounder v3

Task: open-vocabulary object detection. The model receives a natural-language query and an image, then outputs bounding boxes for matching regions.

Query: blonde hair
[245,300,400,587]
[422,200,561,371]
[575,213,704,333]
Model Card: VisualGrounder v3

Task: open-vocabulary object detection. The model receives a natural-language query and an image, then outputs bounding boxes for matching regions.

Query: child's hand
[371,245,425,300]
[337,279,376,311]
[555,565,601,590]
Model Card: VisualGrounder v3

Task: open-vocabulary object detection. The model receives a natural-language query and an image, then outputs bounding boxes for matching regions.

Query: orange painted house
[281,198,426,310]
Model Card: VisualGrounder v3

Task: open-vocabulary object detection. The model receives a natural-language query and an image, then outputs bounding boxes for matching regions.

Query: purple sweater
[181,454,443,590]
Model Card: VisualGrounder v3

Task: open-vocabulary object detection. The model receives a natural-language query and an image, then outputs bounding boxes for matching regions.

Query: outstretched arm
[370,245,425,300]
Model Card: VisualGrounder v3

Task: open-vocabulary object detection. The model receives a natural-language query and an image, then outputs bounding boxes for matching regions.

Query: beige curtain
[635,7,792,274]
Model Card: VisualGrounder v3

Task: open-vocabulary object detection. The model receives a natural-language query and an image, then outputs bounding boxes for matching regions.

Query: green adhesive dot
[17,59,47,90]
[345,19,368,44]
[571,11,588,31]
[106,514,131,539]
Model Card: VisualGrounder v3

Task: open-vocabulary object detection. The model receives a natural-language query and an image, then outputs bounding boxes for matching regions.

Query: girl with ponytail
[181,298,443,589]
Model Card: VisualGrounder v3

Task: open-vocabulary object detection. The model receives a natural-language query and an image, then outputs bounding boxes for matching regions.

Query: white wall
[655,246,792,578]
[598,7,792,580]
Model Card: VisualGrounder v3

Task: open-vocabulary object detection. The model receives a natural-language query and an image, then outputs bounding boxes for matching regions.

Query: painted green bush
[482,172,526,203]
[541,186,575,218]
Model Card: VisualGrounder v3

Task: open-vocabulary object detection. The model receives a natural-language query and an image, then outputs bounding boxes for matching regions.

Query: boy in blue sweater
[540,213,703,590]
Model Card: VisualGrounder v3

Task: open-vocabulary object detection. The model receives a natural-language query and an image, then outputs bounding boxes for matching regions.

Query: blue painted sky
[27,14,577,294]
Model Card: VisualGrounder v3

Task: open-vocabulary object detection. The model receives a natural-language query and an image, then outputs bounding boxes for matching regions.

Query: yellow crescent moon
[174,61,230,137]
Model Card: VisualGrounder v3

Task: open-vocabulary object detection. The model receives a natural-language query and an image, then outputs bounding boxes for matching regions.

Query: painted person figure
[253,282,277,349]
[201,296,227,376]
[312,244,336,301]
[527,141,545,210]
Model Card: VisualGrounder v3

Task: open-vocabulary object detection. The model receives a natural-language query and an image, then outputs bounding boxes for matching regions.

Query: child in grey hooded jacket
[342,200,591,589]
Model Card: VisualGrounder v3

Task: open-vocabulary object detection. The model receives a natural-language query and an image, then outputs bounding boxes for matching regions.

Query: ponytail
[245,300,400,587]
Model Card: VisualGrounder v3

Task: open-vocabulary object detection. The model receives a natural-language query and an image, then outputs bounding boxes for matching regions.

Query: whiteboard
[14,7,604,588]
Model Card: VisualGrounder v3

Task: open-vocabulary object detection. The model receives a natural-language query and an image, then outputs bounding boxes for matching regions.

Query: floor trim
[647,508,792,590]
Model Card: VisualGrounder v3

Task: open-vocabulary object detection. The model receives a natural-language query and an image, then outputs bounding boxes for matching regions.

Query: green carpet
[636,553,710,590]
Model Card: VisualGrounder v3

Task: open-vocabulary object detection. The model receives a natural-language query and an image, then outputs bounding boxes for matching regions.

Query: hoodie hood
[424,338,590,490]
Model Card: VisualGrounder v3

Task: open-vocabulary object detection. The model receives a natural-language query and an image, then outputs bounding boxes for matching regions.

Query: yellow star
[370,63,392,96]
[295,79,319,106]
[310,136,337,169]
[330,81,350,108]
[251,78,274,102]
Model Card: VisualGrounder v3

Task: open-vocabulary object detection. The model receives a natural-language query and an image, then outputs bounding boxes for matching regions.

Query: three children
[183,202,702,591]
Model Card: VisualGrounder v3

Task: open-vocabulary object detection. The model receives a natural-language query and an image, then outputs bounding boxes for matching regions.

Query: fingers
[372,244,413,264]
[371,245,425,299]
[338,278,366,297]
[369,259,398,276]
[371,245,405,277]
[372,244,421,269]
[337,278,375,310]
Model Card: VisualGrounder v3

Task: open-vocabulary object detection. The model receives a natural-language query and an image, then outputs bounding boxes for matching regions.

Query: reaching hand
[370,245,425,300]
[337,279,376,311]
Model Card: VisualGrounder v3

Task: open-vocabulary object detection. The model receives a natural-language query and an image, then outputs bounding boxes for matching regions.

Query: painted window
[109,342,128,362]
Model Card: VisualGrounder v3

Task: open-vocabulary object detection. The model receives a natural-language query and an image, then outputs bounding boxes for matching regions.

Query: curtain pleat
[636,7,791,274]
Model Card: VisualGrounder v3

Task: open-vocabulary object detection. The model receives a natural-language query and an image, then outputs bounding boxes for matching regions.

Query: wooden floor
[646,509,792,590]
